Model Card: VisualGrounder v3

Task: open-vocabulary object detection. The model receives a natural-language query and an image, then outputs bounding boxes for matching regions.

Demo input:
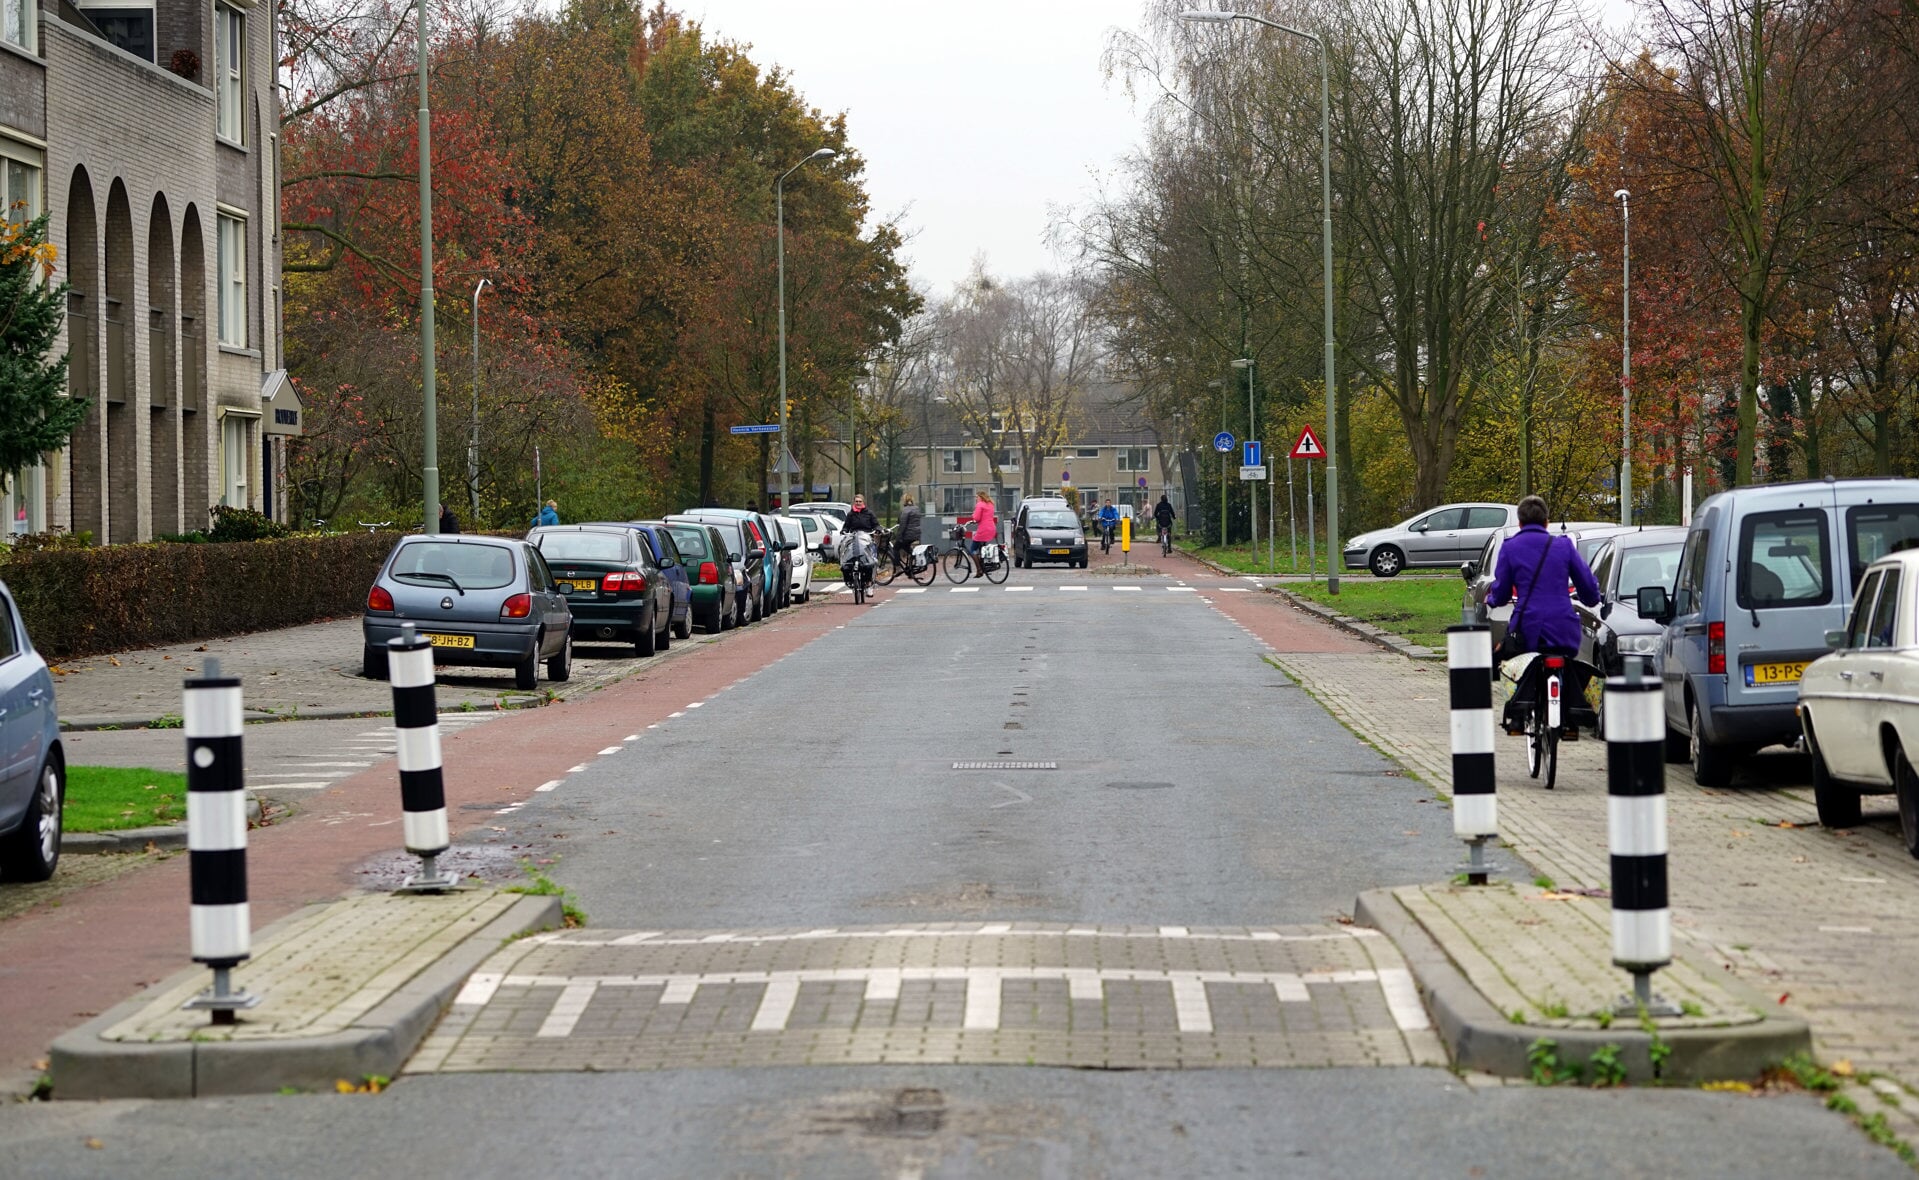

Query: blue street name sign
[730,424,781,435]
[1213,431,1235,453]
[1243,440,1262,468]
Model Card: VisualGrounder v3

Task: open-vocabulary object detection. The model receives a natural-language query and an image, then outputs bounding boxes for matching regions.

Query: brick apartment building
[1,0,298,543]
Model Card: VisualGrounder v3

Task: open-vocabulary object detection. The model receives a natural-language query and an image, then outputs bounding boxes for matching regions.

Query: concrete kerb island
[1356,884,1809,1084]
[50,889,562,1098]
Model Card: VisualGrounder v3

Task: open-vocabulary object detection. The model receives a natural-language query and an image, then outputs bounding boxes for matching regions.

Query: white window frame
[1116,447,1149,472]
[1076,447,1100,459]
[0,141,43,227]
[941,448,975,475]
[2,0,35,54]
[217,210,247,347]
[219,412,255,507]
[214,3,245,144]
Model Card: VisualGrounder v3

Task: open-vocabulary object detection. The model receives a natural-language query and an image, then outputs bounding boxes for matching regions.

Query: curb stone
[58,700,544,733]
[1270,588,1439,660]
[48,891,562,1099]
[61,794,265,855]
[1354,887,1810,1084]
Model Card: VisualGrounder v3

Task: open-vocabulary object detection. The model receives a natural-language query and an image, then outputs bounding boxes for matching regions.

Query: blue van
[1642,478,1919,785]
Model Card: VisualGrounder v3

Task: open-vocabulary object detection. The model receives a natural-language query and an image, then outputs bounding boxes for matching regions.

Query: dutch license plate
[1745,661,1807,686]
[560,579,596,594]
[1049,548,1070,555]
[425,633,475,649]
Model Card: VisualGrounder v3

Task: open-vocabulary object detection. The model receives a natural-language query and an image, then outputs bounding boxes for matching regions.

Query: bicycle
[1158,524,1173,557]
[876,531,939,587]
[942,525,974,584]
[1099,522,1115,554]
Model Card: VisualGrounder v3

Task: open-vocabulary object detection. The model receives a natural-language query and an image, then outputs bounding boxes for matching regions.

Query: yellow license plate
[425,633,475,649]
[560,579,596,593]
[1050,548,1070,555]
[1746,661,1807,686]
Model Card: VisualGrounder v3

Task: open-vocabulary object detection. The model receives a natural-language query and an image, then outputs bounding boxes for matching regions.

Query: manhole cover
[1106,781,1174,790]
[952,761,1057,770]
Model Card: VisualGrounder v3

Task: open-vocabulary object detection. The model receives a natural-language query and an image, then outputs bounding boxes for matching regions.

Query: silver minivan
[1641,478,1919,785]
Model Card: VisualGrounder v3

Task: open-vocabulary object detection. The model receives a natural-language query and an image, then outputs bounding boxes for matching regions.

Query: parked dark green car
[663,521,739,633]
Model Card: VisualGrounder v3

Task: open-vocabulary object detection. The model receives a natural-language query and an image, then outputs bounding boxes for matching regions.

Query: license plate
[559,579,596,594]
[1745,661,1808,686]
[424,633,475,649]
[1049,548,1070,555]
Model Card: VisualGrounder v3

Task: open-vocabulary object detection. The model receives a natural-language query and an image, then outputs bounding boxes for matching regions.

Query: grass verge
[65,765,188,832]
[1286,577,1466,650]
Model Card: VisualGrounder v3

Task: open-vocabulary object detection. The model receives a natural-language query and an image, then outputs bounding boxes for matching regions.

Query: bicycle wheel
[1526,704,1544,779]
[1543,724,1559,790]
[943,550,973,584]
[875,555,899,586]
[984,554,1010,584]
[909,552,938,585]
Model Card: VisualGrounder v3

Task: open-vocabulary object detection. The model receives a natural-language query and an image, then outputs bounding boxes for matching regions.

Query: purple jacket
[1488,524,1600,652]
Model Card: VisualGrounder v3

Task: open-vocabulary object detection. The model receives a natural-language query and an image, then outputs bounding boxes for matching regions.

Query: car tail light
[1708,620,1726,675]
[698,561,719,584]
[601,572,646,593]
[367,584,394,612]
[501,592,531,619]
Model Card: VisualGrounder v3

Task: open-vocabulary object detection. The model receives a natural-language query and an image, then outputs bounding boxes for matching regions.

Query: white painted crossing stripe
[963,969,1001,1030]
[598,747,623,755]
[1219,587,1251,592]
[1067,971,1102,1001]
[1159,926,1189,938]
[544,925,1377,949]
[668,712,684,719]
[454,971,503,1007]
[537,981,599,1038]
[1060,586,1089,592]
[751,977,803,1031]
[1273,977,1310,1003]
[864,970,903,1002]
[1112,586,1142,592]
[608,931,664,945]
[535,780,563,793]
[1167,587,1197,593]
[624,734,641,742]
[660,978,700,1004]
[1004,586,1034,592]
[1377,968,1431,1032]
[952,587,980,593]
[979,923,1013,935]
[687,702,705,709]
[567,764,589,774]
[1171,977,1213,1033]
[896,587,927,594]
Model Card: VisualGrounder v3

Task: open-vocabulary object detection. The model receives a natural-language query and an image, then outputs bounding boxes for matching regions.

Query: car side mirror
[1412,522,1428,533]
[1460,560,1478,583]
[1826,629,1848,649]
[729,552,742,561]
[1636,585,1671,623]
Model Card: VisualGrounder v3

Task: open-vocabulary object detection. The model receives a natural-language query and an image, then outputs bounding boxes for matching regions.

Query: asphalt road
[0,562,1901,1177]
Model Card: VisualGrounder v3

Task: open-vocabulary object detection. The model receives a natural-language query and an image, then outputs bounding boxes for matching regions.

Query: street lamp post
[1616,188,1632,525]
[469,277,491,526]
[418,0,439,534]
[777,148,837,510]
[1233,357,1255,565]
[1183,9,1340,590]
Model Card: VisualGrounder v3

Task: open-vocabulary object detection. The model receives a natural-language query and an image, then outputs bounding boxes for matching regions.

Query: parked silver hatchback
[1346,502,1515,578]
[362,535,574,690]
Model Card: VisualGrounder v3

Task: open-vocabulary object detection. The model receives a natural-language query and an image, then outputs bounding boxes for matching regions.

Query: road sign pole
[1267,460,1275,574]
[1286,455,1295,571]
[1307,460,1316,585]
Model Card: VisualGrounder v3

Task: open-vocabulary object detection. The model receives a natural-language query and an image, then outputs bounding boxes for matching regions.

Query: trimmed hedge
[3,531,402,660]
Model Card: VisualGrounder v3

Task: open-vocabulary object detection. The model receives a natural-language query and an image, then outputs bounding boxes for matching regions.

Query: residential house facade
[1,0,298,543]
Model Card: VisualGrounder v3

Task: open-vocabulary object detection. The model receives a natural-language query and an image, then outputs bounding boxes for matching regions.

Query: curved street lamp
[1182,9,1341,590]
[776,148,838,508]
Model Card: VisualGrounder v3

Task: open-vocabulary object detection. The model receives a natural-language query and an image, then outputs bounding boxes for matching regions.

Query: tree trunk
[697,397,717,506]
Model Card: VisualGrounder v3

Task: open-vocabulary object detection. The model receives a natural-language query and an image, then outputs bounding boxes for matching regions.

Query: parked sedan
[669,513,765,625]
[793,513,832,564]
[1346,502,1515,577]
[625,522,696,640]
[663,521,739,632]
[773,516,814,603]
[532,525,677,657]
[0,581,64,883]
[1797,548,1919,854]
[1577,527,1688,680]
[364,535,572,690]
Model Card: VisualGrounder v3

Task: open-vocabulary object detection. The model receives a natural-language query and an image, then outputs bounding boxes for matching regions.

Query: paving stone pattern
[1278,651,1919,1111]
[407,924,1448,1073]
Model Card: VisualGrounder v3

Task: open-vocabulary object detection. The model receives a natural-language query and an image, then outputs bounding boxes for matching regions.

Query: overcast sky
[686,2,1645,303]
[687,1,1151,301]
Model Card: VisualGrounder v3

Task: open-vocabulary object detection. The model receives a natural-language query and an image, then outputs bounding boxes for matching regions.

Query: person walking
[438,503,461,534]
[960,488,998,576]
[531,499,559,529]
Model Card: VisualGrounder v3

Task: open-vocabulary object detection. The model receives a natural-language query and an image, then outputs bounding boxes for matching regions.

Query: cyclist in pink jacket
[960,489,998,576]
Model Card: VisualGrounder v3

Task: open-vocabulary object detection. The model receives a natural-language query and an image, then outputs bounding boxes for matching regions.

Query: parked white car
[1797,547,1919,856]
[773,516,814,603]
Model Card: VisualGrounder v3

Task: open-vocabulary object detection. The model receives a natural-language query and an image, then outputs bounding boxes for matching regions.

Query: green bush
[0,531,401,659]
[208,505,291,542]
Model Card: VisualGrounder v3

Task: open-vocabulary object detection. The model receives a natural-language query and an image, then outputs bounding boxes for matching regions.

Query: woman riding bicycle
[959,489,998,576]
[1487,495,1601,736]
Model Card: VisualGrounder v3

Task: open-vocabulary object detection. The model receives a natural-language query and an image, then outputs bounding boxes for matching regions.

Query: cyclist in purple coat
[1489,495,1601,733]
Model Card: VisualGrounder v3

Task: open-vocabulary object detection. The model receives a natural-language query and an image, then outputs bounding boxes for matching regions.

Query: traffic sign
[730,424,781,435]
[1213,431,1236,453]
[1290,425,1324,459]
[1137,477,1148,488]
[1061,470,1071,483]
[1239,465,1268,481]
[1244,439,1262,468]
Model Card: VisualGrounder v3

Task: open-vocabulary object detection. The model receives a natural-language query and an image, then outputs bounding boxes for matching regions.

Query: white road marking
[1819,925,1875,934]
[1060,586,1089,592]
[248,781,330,791]
[1167,587,1197,593]
[864,970,903,1002]
[598,747,622,755]
[687,702,704,709]
[751,976,802,1031]
[659,978,700,1004]
[963,969,1002,1030]
[290,762,373,768]
[1113,586,1142,593]
[1171,977,1214,1033]
[1219,587,1251,593]
[609,932,663,945]
[1377,968,1432,1031]
[624,734,641,742]
[535,780,563,793]
[1004,586,1034,592]
[454,972,503,1007]
[1159,926,1189,938]
[952,587,980,594]
[543,927,1374,949]
[668,712,684,719]
[978,923,1013,935]
[566,764,589,774]
[896,587,927,594]
[1273,977,1310,1003]
[536,981,598,1038]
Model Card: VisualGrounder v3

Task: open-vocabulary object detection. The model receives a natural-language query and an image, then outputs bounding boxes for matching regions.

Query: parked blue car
[625,521,695,640]
[0,581,68,882]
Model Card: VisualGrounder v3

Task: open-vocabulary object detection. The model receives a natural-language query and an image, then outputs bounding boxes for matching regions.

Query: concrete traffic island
[50,888,561,1098]
[1358,882,1809,1084]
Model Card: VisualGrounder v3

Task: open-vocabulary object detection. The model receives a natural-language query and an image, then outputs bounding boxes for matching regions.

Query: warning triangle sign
[1290,425,1325,459]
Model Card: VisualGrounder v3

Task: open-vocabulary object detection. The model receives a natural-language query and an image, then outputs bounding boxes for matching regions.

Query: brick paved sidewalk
[1279,650,1919,1137]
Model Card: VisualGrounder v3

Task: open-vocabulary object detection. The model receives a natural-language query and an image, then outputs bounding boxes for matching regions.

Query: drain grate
[953,760,1057,770]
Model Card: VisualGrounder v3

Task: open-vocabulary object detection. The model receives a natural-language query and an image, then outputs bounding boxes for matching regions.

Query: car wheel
[657,607,672,651]
[1664,721,1689,763]
[362,644,389,681]
[1368,546,1405,578]
[0,755,63,882]
[1897,745,1919,859]
[637,609,659,656]
[1689,699,1733,787]
[1802,716,1862,828]
[514,641,539,691]
[546,632,572,682]
[673,607,693,640]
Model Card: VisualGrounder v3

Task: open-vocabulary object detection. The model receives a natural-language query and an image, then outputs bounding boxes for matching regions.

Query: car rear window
[1737,510,1831,609]
[536,532,629,562]
[1616,543,1682,599]
[666,527,710,558]
[391,542,516,589]
[1847,505,1919,587]
[1028,511,1078,528]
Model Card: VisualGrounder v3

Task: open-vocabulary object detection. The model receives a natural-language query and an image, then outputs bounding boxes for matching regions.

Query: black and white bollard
[1605,660,1678,1014]
[182,658,259,1022]
[389,625,457,892]
[1448,623,1498,884]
